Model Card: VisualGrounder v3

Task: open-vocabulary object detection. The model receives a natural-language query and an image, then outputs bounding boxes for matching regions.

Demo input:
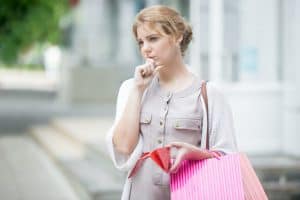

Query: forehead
[136,23,162,40]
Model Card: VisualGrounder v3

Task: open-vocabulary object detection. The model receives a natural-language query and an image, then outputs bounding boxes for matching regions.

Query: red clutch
[128,147,171,178]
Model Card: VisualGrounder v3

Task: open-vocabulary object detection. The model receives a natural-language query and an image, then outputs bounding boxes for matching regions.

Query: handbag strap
[201,80,209,150]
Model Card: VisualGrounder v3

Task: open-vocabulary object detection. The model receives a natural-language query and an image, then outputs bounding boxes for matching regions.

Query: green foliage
[0,0,69,66]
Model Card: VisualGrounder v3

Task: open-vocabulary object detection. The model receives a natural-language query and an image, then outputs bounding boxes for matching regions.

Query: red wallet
[128,146,171,178]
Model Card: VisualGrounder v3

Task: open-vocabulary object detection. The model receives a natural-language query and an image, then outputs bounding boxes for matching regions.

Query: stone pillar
[189,0,202,77]
[282,0,300,156]
[72,0,113,67]
[59,0,121,104]
[164,0,181,11]
[209,0,224,82]
[117,0,137,66]
[145,0,161,6]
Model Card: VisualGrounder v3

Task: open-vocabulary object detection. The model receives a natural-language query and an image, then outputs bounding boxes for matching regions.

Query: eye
[138,40,143,47]
[149,36,158,42]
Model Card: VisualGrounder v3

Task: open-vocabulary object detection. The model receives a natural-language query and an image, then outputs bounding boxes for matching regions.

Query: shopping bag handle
[201,80,210,150]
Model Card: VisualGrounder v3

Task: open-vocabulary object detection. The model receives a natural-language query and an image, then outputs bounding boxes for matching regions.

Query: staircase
[251,155,300,200]
[29,117,124,200]
[28,117,300,200]
[0,135,80,200]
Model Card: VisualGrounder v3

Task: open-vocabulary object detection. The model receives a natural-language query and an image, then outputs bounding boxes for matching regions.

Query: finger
[209,150,221,160]
[168,141,185,148]
[140,65,151,77]
[154,65,165,73]
[144,61,154,76]
[146,58,155,65]
[170,151,185,173]
[139,68,146,77]
[169,157,181,173]
[147,63,154,75]
[143,66,149,77]
[170,147,178,159]
[146,60,155,73]
[149,62,155,71]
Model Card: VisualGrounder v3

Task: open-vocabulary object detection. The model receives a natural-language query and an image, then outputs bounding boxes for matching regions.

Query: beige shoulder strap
[201,80,209,150]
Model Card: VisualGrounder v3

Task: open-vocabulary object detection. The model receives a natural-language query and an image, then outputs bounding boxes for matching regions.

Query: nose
[141,42,152,56]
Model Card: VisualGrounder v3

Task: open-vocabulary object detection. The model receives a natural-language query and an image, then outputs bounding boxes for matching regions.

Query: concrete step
[249,154,300,199]
[50,117,112,159]
[29,125,85,160]
[50,117,123,179]
[0,135,80,200]
[0,86,115,132]
[29,125,123,200]
[0,100,115,132]
[0,88,56,100]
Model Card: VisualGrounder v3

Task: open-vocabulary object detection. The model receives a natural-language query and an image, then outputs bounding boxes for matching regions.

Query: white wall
[222,83,282,154]
[239,0,279,82]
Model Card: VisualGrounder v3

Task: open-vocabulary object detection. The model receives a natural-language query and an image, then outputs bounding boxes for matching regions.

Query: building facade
[60,0,300,156]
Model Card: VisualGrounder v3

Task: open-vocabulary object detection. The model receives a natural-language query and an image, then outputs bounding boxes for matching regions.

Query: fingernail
[211,152,221,160]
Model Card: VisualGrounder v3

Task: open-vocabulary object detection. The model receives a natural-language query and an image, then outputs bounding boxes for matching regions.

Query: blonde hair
[132,5,193,56]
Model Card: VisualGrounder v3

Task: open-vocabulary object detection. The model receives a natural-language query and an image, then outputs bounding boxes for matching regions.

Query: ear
[176,35,183,45]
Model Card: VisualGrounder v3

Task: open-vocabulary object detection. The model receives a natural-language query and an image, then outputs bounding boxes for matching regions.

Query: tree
[0,0,69,66]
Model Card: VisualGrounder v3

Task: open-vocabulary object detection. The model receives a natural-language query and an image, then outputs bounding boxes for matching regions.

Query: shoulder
[118,77,155,98]
[119,78,134,91]
[206,82,222,96]
[117,78,135,97]
[206,82,228,105]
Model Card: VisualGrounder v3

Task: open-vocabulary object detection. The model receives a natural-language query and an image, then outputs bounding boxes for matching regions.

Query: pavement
[0,135,80,200]
[0,70,119,199]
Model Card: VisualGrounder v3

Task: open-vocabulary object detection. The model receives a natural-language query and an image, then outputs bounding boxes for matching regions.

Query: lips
[147,56,156,60]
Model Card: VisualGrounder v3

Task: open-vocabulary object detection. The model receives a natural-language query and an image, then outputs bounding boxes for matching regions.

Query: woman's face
[136,24,180,67]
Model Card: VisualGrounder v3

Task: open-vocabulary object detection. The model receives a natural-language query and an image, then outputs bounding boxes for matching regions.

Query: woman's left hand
[166,142,219,173]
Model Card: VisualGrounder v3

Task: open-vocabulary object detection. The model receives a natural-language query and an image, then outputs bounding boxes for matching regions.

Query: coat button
[157,138,162,144]
[160,121,163,126]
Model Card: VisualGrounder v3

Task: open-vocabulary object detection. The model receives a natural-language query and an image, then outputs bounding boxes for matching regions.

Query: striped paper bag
[170,153,268,200]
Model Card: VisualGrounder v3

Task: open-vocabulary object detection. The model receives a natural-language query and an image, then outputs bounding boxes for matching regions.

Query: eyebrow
[137,34,160,41]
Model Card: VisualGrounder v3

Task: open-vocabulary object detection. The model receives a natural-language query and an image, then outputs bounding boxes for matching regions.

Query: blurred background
[0,0,300,199]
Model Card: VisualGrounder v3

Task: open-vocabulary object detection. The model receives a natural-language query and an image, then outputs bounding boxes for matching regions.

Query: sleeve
[207,83,238,154]
[105,78,144,172]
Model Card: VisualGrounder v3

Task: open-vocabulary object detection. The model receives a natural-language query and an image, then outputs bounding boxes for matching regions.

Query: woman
[106,5,238,200]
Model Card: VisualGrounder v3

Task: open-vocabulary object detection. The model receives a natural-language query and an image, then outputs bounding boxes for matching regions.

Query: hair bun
[132,5,193,57]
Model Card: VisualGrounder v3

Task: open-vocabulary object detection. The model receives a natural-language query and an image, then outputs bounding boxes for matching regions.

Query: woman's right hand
[134,59,160,92]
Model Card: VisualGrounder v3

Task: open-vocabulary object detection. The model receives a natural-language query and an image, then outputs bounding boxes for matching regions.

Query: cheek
[161,45,177,59]
[156,42,174,58]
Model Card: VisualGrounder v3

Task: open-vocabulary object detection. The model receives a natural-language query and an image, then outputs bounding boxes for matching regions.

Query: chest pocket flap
[140,112,152,124]
[173,118,201,131]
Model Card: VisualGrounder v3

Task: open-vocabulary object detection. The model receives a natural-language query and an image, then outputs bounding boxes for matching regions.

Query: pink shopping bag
[170,152,268,200]
[169,81,267,199]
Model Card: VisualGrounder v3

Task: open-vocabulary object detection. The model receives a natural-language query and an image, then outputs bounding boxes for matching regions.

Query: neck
[158,56,189,84]
[157,56,194,92]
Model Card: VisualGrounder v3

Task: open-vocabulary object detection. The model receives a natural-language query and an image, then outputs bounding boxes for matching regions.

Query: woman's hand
[167,142,220,173]
[133,59,163,92]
